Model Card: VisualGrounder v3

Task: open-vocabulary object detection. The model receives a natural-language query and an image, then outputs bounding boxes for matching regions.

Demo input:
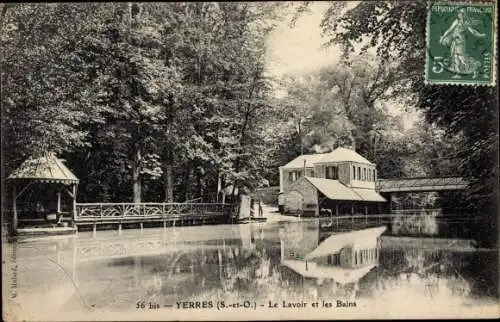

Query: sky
[265,2,340,78]
[265,2,420,130]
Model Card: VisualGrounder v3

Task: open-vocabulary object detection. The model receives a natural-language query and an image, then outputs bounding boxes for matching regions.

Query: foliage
[311,0,498,246]
[1,3,281,203]
[275,58,410,179]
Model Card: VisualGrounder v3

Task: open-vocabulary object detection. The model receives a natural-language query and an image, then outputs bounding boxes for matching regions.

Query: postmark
[426,1,497,86]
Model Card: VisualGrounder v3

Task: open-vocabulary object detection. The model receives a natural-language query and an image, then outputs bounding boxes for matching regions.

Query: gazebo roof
[7,153,79,184]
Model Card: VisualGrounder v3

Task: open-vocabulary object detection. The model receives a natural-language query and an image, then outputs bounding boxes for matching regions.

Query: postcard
[2,1,498,321]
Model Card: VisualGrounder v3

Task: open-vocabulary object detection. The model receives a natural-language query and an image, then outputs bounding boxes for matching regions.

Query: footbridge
[376,177,468,193]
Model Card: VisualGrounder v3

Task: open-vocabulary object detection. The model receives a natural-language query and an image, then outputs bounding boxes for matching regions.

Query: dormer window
[325,165,338,180]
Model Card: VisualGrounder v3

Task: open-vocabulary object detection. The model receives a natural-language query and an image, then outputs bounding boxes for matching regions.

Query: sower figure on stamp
[439,8,486,79]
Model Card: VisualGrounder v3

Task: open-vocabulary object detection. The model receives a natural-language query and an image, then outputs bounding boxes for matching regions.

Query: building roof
[281,259,376,284]
[305,177,361,201]
[283,147,373,169]
[316,147,373,165]
[305,226,387,260]
[304,177,385,202]
[376,177,467,193]
[7,153,79,184]
[352,188,386,202]
[282,153,328,169]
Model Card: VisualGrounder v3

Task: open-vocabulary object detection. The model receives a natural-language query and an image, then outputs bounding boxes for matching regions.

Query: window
[310,170,315,177]
[363,168,367,181]
[288,170,303,182]
[357,167,361,180]
[326,165,338,179]
[330,253,340,265]
[352,165,356,179]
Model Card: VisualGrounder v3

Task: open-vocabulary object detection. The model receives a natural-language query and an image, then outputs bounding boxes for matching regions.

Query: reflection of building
[278,147,386,216]
[280,225,386,285]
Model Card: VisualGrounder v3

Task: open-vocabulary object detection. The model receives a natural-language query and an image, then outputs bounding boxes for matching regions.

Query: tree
[275,58,408,179]
[309,0,498,246]
[1,4,104,172]
[2,3,281,204]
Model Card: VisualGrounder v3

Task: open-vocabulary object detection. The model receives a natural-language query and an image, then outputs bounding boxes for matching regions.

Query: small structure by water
[279,147,386,216]
[6,154,237,238]
[7,153,79,237]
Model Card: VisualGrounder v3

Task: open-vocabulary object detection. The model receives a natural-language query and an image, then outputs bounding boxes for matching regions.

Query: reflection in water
[3,220,498,319]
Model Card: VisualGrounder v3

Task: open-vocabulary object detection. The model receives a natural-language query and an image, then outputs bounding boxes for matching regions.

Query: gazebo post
[57,188,62,214]
[72,184,77,228]
[12,184,18,232]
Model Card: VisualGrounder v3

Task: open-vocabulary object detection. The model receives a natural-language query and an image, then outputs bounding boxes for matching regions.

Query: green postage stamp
[426,1,497,86]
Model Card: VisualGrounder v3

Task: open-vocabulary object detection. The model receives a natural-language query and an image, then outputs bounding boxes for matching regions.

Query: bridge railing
[75,202,235,220]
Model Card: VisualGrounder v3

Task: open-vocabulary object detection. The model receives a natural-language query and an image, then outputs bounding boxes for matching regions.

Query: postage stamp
[426,1,497,86]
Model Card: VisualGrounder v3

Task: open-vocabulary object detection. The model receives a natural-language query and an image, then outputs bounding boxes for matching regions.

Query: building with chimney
[278,147,386,216]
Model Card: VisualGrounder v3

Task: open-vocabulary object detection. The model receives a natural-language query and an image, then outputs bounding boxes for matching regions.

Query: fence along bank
[5,153,235,237]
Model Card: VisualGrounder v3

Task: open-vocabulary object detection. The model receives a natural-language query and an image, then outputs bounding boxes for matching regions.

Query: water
[2,218,498,320]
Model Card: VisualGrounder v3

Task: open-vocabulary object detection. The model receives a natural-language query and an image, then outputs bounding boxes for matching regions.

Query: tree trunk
[183,163,192,201]
[231,73,259,198]
[217,172,222,202]
[164,151,174,202]
[132,142,142,203]
[350,130,356,151]
[164,163,173,202]
[198,171,204,201]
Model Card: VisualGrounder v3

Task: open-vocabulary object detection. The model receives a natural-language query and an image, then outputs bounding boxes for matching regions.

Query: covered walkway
[376,177,467,193]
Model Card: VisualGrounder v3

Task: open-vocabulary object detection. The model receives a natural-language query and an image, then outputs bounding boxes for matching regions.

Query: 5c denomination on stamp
[426,1,497,86]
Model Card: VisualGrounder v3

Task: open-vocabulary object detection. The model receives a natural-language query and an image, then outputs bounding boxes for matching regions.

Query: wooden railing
[75,203,235,221]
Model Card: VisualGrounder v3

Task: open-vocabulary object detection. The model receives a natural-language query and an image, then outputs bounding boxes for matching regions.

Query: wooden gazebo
[7,153,79,232]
